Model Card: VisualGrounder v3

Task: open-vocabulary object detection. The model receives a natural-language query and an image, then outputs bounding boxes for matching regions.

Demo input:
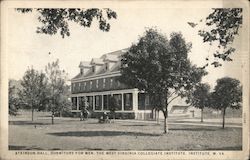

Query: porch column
[133,89,139,111]
[77,96,79,110]
[121,93,124,111]
[93,95,95,111]
[101,94,104,111]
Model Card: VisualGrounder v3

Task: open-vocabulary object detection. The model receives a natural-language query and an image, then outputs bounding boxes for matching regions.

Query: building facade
[71,49,193,119]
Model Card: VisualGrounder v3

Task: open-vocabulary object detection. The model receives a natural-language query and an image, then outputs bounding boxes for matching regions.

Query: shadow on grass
[48,131,161,137]
[9,145,44,150]
[9,121,51,126]
[121,124,149,127]
[172,120,242,126]
[170,127,217,131]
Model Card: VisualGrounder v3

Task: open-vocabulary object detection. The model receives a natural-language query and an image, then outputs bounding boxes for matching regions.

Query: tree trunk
[163,109,169,134]
[201,108,204,122]
[154,109,157,121]
[157,110,160,124]
[51,112,54,125]
[222,108,226,129]
[163,115,169,134]
[31,108,34,121]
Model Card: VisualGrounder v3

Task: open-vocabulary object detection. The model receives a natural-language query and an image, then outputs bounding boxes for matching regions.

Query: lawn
[9,112,242,150]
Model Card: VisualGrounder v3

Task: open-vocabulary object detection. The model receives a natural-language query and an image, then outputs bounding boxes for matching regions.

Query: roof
[91,58,104,65]
[103,54,119,62]
[79,61,91,68]
[72,48,128,81]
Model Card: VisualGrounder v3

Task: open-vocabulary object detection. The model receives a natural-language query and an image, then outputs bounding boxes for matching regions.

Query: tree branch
[169,90,177,98]
[167,95,180,105]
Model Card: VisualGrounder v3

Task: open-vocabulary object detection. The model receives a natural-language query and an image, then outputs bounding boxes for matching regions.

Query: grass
[9,112,242,150]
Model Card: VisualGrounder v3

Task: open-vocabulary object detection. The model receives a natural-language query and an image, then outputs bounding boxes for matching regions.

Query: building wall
[71,76,131,94]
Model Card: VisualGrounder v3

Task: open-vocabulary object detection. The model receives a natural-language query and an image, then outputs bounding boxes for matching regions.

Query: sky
[7,6,245,88]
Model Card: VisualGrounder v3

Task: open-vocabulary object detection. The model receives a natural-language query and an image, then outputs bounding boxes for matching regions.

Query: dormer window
[80,68,83,75]
[92,66,95,72]
[105,63,109,71]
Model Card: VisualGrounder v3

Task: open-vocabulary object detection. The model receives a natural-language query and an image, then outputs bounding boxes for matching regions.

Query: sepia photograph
[1,0,249,160]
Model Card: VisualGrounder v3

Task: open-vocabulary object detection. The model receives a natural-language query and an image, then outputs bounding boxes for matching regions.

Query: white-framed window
[84,82,86,90]
[96,79,99,88]
[110,78,113,87]
[80,82,83,91]
[90,81,93,89]
[103,78,106,88]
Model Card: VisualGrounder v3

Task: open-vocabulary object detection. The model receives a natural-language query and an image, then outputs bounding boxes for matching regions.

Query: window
[84,82,86,90]
[96,79,99,88]
[90,81,93,89]
[105,63,109,70]
[79,97,84,110]
[71,97,77,110]
[80,68,83,75]
[87,96,93,110]
[92,66,95,72]
[103,95,110,110]
[79,97,88,110]
[138,93,151,110]
[138,93,145,110]
[80,83,83,91]
[110,78,113,88]
[124,93,133,110]
[95,95,102,110]
[113,94,122,110]
[103,78,106,88]
[71,83,74,92]
[77,83,80,92]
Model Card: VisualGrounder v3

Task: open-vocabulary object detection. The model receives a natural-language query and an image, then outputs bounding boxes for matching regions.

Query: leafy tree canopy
[190,8,243,67]
[16,8,117,38]
[119,28,207,133]
[18,68,48,120]
[45,59,70,114]
[9,80,22,115]
[186,83,210,109]
[120,28,207,101]
[211,77,242,110]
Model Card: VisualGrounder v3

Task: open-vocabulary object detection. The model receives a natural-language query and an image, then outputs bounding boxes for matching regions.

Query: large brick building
[71,49,193,119]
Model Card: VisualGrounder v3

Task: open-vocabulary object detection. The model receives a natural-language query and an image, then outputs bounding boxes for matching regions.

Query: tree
[210,77,242,128]
[9,80,21,115]
[188,8,243,67]
[16,8,117,38]
[119,28,207,133]
[186,83,210,122]
[80,97,89,120]
[19,68,48,121]
[45,59,69,124]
